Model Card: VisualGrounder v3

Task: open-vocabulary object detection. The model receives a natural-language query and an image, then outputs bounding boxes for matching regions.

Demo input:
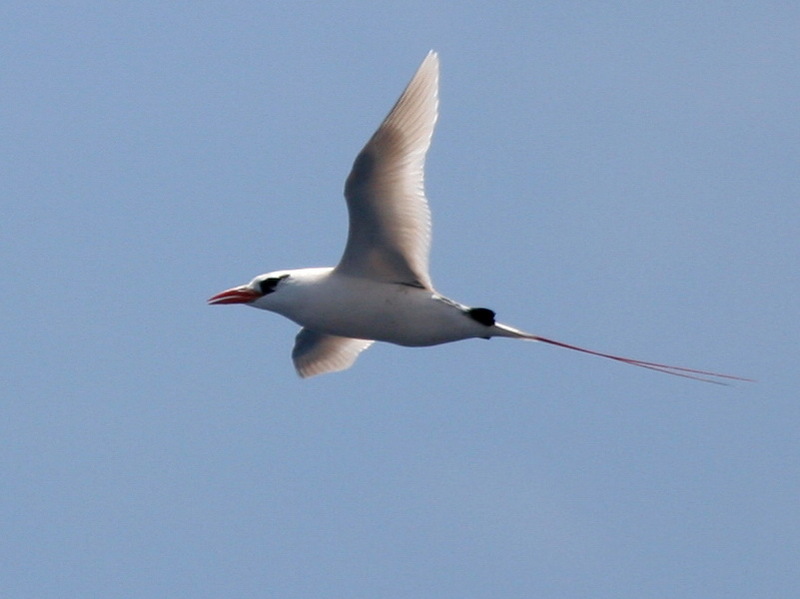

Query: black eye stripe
[258,274,289,295]
[258,279,278,294]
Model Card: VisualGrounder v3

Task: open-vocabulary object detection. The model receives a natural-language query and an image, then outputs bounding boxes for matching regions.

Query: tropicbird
[209,52,745,383]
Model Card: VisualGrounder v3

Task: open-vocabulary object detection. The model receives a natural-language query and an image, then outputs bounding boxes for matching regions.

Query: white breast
[257,269,488,346]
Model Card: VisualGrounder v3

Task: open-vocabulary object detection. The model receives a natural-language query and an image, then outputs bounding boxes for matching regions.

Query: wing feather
[292,328,374,378]
[335,51,439,289]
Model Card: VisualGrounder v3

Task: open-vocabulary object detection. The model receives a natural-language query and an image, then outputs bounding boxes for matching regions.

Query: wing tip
[421,50,440,76]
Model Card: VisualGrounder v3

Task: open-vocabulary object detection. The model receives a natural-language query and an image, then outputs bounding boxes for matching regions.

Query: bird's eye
[258,275,288,295]
[258,278,278,295]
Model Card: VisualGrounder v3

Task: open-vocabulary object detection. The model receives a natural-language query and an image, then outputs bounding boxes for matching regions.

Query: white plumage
[209,52,746,384]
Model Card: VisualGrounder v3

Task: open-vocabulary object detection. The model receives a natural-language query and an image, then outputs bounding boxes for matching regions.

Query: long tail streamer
[531,335,753,385]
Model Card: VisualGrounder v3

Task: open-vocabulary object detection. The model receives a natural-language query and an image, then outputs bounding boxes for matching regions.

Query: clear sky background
[3,2,798,598]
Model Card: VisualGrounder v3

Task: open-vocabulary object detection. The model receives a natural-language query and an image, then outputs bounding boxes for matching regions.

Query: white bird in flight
[209,52,746,383]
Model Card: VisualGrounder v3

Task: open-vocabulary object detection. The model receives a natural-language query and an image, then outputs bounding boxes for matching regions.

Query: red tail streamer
[532,335,753,385]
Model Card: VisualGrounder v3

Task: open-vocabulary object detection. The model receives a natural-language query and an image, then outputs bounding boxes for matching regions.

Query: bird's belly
[286,284,483,346]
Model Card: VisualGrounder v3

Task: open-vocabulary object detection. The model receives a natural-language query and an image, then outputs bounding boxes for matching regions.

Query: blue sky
[3,2,798,597]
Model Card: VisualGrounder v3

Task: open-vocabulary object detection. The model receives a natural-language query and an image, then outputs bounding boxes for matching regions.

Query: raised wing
[335,51,439,289]
[292,328,375,378]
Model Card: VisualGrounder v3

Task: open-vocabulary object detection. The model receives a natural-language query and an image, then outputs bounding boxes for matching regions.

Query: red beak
[207,286,261,305]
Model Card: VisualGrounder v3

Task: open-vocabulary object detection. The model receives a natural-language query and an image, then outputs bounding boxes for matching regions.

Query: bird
[209,51,747,383]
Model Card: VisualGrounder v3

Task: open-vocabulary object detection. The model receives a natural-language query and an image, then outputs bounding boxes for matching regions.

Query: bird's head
[207,272,291,307]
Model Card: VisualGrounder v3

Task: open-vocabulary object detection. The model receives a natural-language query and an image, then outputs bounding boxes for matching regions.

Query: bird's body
[249,267,509,347]
[210,52,745,383]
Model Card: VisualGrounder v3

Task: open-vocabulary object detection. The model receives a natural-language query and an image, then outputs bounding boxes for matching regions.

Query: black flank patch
[467,307,496,326]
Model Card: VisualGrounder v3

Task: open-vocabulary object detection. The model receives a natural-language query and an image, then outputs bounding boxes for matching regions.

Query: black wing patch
[467,307,496,327]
